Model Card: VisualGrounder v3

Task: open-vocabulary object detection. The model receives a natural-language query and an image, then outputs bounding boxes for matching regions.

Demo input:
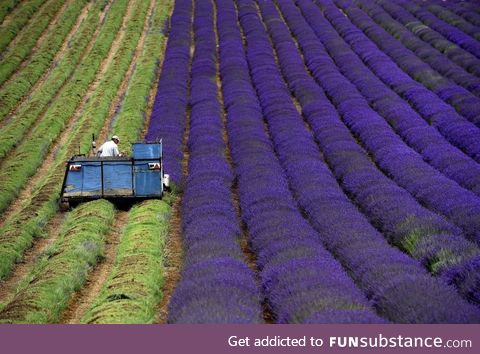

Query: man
[98,135,121,157]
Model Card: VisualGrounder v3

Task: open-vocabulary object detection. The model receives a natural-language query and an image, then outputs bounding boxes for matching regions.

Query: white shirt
[98,140,120,157]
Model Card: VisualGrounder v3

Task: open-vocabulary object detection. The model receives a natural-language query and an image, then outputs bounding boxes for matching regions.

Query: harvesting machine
[59,141,170,209]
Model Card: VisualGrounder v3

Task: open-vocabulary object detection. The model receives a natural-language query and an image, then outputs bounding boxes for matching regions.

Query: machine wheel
[59,200,70,211]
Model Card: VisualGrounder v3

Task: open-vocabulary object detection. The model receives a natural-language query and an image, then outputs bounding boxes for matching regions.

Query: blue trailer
[60,142,169,209]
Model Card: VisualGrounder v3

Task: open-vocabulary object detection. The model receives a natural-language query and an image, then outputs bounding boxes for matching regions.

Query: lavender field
[1,0,480,324]
[148,0,480,324]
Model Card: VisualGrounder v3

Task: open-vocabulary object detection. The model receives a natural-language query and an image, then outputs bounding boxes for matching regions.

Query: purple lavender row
[438,1,480,27]
[145,0,192,184]
[392,0,480,59]
[329,0,480,162]
[289,0,480,246]
[304,1,480,197]
[217,0,384,324]
[348,0,480,126]
[271,0,480,304]
[238,0,480,322]
[449,1,480,14]
[463,1,480,13]
[377,0,480,78]
[314,0,480,173]
[443,0,480,14]
[421,0,480,48]
[167,0,262,323]
[370,0,480,76]
[452,1,480,18]
[420,1,480,41]
[298,0,480,305]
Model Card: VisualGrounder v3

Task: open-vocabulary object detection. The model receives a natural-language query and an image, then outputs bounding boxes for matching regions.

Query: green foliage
[81,200,170,323]
[112,1,172,152]
[0,0,174,323]
[397,218,479,274]
[0,0,133,280]
[0,0,163,281]
[0,200,115,323]
[0,0,130,214]
[0,1,98,121]
[80,1,175,324]
[0,0,21,24]
[0,0,47,53]
[0,0,68,86]
[165,182,182,201]
[76,0,152,153]
[0,192,58,280]
[0,0,102,153]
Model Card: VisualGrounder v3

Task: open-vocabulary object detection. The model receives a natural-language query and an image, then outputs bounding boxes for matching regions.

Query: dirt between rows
[60,0,161,323]
[0,0,94,131]
[97,0,158,145]
[1,0,180,325]
[141,0,174,138]
[155,1,269,323]
[133,0,181,324]
[154,104,190,324]
[0,213,65,307]
[0,1,112,229]
[213,1,271,323]
[1,0,56,53]
[60,210,128,323]
[0,0,73,91]
[155,197,184,324]
[0,1,24,27]
[0,0,139,321]
[153,42,192,321]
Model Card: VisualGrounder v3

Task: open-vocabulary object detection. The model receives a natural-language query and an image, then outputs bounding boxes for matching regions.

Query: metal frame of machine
[60,141,168,209]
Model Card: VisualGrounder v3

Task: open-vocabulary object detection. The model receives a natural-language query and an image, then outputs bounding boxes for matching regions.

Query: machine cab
[60,142,169,208]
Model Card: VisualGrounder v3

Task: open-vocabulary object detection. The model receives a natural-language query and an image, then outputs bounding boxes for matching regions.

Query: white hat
[112,135,120,142]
